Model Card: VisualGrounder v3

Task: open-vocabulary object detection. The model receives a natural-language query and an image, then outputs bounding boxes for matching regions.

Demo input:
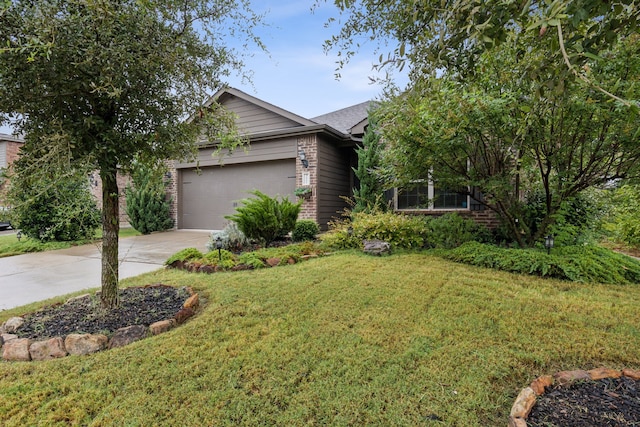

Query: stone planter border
[1,286,200,362]
[508,367,640,426]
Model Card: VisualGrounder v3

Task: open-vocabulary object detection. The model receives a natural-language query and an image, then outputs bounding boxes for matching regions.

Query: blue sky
[0,1,406,135]
[227,1,407,118]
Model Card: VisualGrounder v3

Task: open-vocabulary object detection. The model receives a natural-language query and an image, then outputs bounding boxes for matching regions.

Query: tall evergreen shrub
[125,163,173,234]
[353,114,386,213]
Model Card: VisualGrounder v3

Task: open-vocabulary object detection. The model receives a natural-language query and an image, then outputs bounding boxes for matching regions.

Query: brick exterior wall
[5,140,22,165]
[402,208,500,229]
[0,140,24,206]
[88,171,132,224]
[166,161,178,229]
[296,135,317,223]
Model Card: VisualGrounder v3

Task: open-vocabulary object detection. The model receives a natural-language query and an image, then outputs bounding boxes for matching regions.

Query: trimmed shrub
[437,241,640,284]
[321,211,428,250]
[165,247,203,265]
[425,213,491,249]
[292,220,320,242]
[225,190,301,245]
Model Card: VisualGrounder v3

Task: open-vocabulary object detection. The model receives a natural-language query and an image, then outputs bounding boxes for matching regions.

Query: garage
[178,159,296,230]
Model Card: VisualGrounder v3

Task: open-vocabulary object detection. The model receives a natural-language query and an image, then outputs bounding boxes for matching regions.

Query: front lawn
[1,252,639,426]
[0,227,141,258]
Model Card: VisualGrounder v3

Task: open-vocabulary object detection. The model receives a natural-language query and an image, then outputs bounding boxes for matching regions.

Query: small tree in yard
[0,0,263,308]
[126,163,173,235]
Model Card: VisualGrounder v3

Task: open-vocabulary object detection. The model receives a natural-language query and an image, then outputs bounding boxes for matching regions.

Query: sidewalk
[0,230,210,311]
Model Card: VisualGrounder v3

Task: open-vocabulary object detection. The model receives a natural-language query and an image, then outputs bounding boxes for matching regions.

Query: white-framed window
[395,180,469,211]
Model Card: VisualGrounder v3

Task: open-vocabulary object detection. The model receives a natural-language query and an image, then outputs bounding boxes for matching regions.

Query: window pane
[397,185,429,209]
[433,187,467,209]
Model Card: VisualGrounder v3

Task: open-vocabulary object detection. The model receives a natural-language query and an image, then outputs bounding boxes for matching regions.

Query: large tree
[375,33,640,246]
[323,0,639,107]
[0,0,261,308]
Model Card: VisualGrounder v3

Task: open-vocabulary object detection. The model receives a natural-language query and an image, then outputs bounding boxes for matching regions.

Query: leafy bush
[11,174,101,242]
[437,241,640,284]
[425,213,491,249]
[225,190,301,245]
[125,163,173,234]
[292,220,319,242]
[206,222,251,252]
[601,185,640,248]
[165,247,203,265]
[321,211,428,250]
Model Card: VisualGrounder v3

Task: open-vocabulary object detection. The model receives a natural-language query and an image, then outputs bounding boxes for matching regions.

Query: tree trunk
[101,167,120,308]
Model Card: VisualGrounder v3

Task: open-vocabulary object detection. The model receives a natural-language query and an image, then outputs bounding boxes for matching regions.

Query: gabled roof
[311,101,373,135]
[205,87,317,128]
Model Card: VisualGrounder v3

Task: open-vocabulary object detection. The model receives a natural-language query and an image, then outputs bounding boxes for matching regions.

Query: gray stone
[2,338,32,361]
[65,333,108,355]
[363,240,392,256]
[3,317,25,333]
[66,294,91,304]
[1,333,18,344]
[108,325,148,349]
[29,337,68,361]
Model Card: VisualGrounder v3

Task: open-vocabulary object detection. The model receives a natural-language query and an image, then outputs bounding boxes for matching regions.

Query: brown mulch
[527,376,640,426]
[13,286,190,340]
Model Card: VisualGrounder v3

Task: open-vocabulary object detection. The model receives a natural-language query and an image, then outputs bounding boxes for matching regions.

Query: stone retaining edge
[508,367,640,426]
[1,287,199,362]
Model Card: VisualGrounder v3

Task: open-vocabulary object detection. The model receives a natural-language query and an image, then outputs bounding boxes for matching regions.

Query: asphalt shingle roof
[310,101,372,134]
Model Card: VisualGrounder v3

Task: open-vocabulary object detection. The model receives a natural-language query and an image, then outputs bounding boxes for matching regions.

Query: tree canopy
[375,33,640,246]
[0,0,263,307]
[324,0,639,107]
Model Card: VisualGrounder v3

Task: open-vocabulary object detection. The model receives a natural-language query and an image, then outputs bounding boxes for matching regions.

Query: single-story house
[167,87,497,231]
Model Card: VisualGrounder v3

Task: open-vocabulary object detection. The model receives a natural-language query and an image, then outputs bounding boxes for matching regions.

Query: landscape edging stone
[0,287,198,363]
[508,367,640,426]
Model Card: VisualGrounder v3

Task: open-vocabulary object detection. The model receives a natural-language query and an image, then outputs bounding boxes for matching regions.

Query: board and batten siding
[223,94,304,135]
[316,136,353,229]
[175,138,297,169]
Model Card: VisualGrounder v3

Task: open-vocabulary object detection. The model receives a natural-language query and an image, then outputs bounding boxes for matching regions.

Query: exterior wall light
[544,234,554,254]
[298,150,309,168]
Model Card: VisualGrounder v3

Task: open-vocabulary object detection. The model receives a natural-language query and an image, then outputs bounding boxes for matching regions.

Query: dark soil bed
[528,376,640,426]
[14,286,190,340]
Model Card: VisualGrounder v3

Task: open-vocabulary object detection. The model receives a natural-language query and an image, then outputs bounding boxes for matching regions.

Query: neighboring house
[0,133,24,206]
[168,87,497,231]
[0,133,133,223]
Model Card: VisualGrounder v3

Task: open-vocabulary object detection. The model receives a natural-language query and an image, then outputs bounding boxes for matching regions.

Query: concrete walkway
[0,230,210,311]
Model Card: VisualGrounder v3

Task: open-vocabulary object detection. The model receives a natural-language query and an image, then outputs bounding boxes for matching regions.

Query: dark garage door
[179,159,296,229]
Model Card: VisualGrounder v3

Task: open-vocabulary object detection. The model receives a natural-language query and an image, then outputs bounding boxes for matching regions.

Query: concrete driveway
[0,230,210,311]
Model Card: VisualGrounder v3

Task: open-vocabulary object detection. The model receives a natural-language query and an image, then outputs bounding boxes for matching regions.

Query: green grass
[1,252,640,426]
[0,227,141,258]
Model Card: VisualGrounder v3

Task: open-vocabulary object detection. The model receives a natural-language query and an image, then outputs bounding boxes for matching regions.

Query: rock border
[0,286,200,362]
[508,367,640,426]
